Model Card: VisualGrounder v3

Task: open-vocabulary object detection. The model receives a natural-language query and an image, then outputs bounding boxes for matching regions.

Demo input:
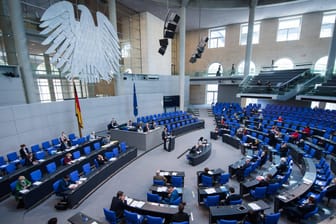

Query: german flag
[74,82,83,128]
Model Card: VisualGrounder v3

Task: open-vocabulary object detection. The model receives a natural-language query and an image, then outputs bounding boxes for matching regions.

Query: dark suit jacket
[165,189,179,204]
[171,211,189,222]
[20,147,29,159]
[110,197,127,218]
[298,203,316,216]
[162,130,167,140]
[326,185,336,197]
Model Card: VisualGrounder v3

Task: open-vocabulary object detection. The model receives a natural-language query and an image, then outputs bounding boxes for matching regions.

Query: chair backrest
[41,141,51,149]
[103,208,117,224]
[120,142,127,153]
[7,152,18,162]
[124,210,140,223]
[218,219,237,224]
[68,133,76,140]
[171,176,183,187]
[82,163,91,175]
[146,215,164,224]
[83,146,91,155]
[46,162,57,174]
[69,170,80,182]
[30,169,42,182]
[267,183,280,195]
[35,151,46,160]
[53,179,61,193]
[264,213,280,224]
[219,173,230,185]
[94,159,99,168]
[6,163,16,174]
[303,206,318,219]
[72,150,81,160]
[105,151,114,160]
[147,192,161,203]
[205,195,220,207]
[10,180,17,193]
[0,156,5,166]
[201,175,213,187]
[112,147,119,157]
[94,142,101,150]
[171,196,182,205]
[51,138,60,146]
[252,186,267,199]
[153,179,165,186]
[31,144,40,153]
[229,199,242,205]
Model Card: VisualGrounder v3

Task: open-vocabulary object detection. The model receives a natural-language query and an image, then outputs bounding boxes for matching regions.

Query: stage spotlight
[172,14,180,23]
[189,55,197,63]
[159,38,168,47]
[164,30,175,39]
[166,23,177,32]
[158,46,167,55]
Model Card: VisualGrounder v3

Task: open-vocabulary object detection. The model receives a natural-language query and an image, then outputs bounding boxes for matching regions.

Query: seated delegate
[223,187,241,205]
[162,185,179,204]
[63,153,73,165]
[57,175,78,199]
[284,196,316,222]
[15,175,32,208]
[19,144,30,160]
[110,190,127,219]
[171,202,189,222]
[153,170,167,185]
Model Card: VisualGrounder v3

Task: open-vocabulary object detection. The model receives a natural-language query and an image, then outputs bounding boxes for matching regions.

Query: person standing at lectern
[162,127,168,150]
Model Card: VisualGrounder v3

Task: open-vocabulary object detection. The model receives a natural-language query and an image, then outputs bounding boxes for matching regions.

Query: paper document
[157,186,168,192]
[126,197,133,205]
[248,202,261,210]
[80,177,87,181]
[33,181,42,186]
[109,157,117,161]
[204,188,216,194]
[131,200,145,208]
[20,189,29,194]
[172,172,177,176]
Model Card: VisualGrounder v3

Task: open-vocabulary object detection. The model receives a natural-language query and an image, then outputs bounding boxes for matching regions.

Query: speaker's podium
[167,136,175,152]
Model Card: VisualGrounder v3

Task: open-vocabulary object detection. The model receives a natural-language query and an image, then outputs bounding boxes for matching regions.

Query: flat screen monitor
[163,95,180,108]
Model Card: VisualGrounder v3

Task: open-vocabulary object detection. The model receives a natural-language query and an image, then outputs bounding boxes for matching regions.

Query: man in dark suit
[19,144,30,159]
[284,196,316,222]
[224,187,241,205]
[162,127,168,150]
[110,191,127,219]
[171,202,189,222]
[325,178,336,202]
[143,122,150,133]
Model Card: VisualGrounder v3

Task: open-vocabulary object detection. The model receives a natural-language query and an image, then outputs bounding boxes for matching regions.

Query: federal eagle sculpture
[40,1,120,83]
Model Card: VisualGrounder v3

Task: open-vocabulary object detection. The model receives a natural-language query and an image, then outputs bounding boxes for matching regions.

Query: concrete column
[243,0,258,76]
[8,0,38,103]
[0,0,17,65]
[108,0,118,96]
[326,17,336,80]
[44,54,56,101]
[179,6,186,110]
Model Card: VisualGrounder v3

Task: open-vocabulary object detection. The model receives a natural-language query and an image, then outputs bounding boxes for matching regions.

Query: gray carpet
[0,107,335,224]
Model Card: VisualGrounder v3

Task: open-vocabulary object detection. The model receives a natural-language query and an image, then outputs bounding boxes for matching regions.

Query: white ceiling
[117,0,336,30]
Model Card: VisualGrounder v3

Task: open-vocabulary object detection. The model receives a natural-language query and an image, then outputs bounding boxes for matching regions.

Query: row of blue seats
[0,133,92,171]
[136,111,188,124]
[166,118,199,133]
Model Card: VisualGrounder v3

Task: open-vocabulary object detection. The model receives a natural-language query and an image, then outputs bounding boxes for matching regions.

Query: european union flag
[133,82,138,117]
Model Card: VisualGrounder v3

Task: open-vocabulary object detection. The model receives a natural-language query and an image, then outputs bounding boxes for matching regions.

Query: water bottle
[80,213,89,222]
